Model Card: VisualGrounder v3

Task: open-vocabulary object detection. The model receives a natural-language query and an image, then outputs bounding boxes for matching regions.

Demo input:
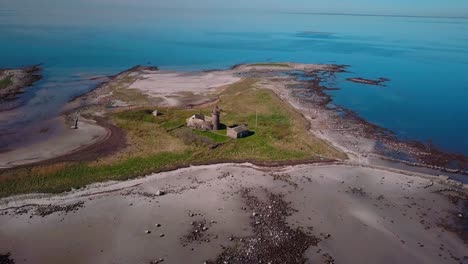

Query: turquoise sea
[1,5,468,155]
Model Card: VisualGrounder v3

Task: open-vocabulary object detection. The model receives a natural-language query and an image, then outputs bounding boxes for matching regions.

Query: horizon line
[282,11,468,20]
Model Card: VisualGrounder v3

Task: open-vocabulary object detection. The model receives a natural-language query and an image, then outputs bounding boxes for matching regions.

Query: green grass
[0,78,345,197]
[0,76,13,90]
[192,129,229,143]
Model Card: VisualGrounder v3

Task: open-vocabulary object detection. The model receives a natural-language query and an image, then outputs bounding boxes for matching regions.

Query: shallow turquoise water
[1,7,467,154]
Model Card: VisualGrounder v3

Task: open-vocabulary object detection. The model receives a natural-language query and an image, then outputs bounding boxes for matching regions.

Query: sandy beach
[0,116,108,169]
[1,163,466,263]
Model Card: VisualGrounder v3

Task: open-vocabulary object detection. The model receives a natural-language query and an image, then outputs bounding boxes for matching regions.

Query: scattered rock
[35,201,85,217]
[156,190,165,196]
[211,188,322,263]
[0,252,15,264]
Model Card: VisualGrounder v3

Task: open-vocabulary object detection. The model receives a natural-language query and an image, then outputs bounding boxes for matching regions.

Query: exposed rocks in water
[0,253,15,264]
[0,65,42,110]
[279,68,468,171]
[346,77,390,86]
[208,188,321,264]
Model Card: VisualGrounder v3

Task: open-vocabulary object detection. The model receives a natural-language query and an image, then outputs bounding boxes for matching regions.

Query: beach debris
[35,201,84,217]
[424,181,434,189]
[71,111,79,129]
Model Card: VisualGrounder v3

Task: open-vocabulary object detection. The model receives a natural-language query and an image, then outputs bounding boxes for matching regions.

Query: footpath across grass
[0,79,345,197]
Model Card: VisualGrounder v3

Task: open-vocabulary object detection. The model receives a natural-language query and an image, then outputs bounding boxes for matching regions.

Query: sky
[1,0,468,17]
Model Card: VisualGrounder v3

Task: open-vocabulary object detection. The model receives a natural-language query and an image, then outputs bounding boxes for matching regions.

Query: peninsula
[0,63,466,264]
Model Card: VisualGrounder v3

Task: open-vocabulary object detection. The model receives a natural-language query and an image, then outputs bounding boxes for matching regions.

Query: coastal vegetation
[249,63,291,67]
[0,76,13,90]
[0,79,344,197]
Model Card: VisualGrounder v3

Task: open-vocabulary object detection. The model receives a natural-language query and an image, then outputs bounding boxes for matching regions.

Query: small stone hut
[227,125,250,139]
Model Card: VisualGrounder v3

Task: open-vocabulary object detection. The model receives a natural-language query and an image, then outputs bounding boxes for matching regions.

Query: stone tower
[212,105,220,130]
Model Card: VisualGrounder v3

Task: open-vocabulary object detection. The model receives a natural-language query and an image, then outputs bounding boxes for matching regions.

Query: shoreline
[1,162,466,263]
[0,62,467,182]
[230,63,468,174]
[1,63,467,263]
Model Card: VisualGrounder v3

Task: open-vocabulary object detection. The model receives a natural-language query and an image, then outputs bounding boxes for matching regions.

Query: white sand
[128,71,241,106]
[1,163,465,264]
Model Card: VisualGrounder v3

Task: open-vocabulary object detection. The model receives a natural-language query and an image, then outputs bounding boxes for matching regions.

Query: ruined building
[186,106,221,131]
[212,105,220,130]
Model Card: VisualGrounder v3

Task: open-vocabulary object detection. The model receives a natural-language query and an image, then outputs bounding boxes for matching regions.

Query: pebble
[252,212,257,217]
[160,234,165,237]
[156,190,165,196]
[458,213,464,219]
[145,230,151,234]
[156,223,161,227]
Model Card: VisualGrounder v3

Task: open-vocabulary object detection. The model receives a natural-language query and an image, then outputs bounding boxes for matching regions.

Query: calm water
[1,6,467,154]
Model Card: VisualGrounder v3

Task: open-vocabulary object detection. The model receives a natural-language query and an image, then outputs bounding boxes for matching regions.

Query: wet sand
[0,163,466,263]
[0,116,108,169]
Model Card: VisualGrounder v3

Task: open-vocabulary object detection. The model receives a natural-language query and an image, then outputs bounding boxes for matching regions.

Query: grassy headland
[0,79,345,197]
